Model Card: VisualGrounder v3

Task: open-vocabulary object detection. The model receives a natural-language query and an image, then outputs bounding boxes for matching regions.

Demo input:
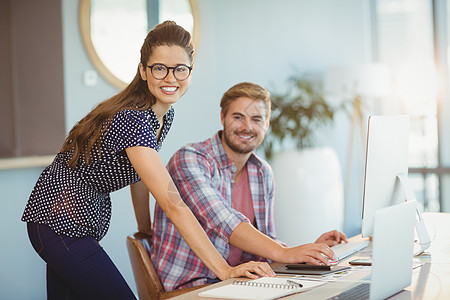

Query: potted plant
[262,74,337,159]
[261,73,345,246]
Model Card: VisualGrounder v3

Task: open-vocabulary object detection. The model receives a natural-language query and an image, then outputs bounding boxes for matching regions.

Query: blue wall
[0,0,369,298]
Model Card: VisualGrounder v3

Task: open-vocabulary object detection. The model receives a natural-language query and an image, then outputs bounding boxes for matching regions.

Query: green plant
[262,74,339,160]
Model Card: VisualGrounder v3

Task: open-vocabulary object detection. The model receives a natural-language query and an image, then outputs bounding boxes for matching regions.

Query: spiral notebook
[198,277,325,300]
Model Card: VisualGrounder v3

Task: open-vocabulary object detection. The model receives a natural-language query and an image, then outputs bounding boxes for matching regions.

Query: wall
[0,0,368,298]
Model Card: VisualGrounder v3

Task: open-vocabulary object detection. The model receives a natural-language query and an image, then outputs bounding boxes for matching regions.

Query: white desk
[171,213,450,299]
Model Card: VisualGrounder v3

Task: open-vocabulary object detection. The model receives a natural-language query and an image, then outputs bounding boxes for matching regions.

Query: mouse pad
[271,262,351,276]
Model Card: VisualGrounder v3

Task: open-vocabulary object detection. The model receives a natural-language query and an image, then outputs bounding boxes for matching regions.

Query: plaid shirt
[150,131,281,291]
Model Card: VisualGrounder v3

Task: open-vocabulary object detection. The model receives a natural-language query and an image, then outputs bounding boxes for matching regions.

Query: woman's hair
[62,21,194,168]
[220,82,271,119]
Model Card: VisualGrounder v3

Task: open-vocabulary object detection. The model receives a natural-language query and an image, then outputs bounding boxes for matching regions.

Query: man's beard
[222,128,263,154]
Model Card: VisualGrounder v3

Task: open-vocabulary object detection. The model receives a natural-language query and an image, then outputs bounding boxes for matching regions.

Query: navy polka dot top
[21,108,174,241]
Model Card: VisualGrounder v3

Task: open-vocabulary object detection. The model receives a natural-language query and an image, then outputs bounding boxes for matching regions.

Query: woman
[21,21,274,300]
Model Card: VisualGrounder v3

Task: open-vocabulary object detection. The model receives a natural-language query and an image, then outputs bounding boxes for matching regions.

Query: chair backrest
[126,232,164,299]
[126,231,207,300]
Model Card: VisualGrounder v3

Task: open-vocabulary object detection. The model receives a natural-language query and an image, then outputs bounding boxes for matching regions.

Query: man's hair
[220,82,271,119]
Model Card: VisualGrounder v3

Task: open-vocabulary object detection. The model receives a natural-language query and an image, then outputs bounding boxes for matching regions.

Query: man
[150,82,346,291]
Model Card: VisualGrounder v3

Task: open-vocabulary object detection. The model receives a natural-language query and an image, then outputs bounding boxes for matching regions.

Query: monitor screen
[361,115,410,238]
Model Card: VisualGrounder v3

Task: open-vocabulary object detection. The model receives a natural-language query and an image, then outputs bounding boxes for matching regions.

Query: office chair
[126,231,207,300]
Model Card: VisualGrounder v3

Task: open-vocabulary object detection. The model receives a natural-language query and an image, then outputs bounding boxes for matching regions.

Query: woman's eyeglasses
[147,64,192,81]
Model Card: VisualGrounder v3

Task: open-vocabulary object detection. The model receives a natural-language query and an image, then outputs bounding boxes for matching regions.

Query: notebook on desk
[198,277,325,300]
[328,201,416,300]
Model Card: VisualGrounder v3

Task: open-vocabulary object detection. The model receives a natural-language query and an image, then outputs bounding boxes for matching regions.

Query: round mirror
[79,0,200,89]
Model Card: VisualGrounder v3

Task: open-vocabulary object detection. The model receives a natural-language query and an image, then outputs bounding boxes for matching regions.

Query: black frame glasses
[146,63,192,81]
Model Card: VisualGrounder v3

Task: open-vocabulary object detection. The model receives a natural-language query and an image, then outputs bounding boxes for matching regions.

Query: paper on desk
[198,277,325,300]
[285,266,363,282]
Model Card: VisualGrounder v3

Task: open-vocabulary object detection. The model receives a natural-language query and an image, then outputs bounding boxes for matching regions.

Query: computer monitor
[360,115,431,253]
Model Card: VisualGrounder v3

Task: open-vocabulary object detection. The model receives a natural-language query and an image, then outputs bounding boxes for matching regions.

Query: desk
[172,213,450,299]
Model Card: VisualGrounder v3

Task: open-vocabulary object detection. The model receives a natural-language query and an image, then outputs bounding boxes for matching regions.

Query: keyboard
[327,283,370,300]
[331,240,370,261]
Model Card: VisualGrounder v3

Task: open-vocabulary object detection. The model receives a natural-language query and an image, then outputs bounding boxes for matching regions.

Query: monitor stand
[397,173,432,255]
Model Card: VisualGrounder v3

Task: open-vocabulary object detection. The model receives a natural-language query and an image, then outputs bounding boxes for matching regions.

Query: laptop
[329,201,416,299]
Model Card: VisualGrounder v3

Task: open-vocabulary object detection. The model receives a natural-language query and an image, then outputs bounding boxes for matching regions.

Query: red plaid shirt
[150,131,281,291]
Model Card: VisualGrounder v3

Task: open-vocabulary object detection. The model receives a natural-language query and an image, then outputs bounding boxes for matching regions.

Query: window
[373,0,450,212]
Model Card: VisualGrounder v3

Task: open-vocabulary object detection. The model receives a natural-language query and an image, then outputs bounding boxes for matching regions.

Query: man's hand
[279,243,337,265]
[315,230,347,246]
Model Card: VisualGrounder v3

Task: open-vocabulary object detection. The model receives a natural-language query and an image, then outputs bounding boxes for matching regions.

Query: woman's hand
[224,261,275,280]
[315,230,347,247]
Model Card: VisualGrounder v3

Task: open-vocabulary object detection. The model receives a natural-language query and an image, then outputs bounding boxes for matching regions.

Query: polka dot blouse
[21,108,174,241]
